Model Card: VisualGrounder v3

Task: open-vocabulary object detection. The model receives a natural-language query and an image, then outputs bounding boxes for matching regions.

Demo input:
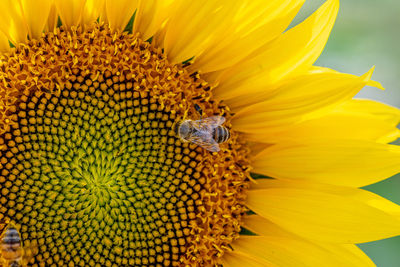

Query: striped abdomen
[1,226,23,265]
[212,126,230,143]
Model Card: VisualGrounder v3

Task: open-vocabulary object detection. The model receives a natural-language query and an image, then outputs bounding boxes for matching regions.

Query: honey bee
[177,105,230,152]
[0,223,27,267]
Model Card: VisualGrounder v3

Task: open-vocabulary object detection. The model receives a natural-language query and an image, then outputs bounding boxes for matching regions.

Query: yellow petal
[20,0,52,39]
[104,0,139,31]
[151,26,167,48]
[133,0,175,41]
[252,139,400,187]
[212,0,339,101]
[246,99,400,144]
[350,189,400,221]
[0,31,10,53]
[45,3,58,32]
[0,0,28,44]
[243,215,294,238]
[233,236,375,267]
[247,142,272,159]
[55,0,86,28]
[252,179,400,221]
[189,0,305,73]
[221,250,274,267]
[82,0,105,26]
[243,214,375,266]
[163,1,240,64]
[337,99,400,125]
[322,244,376,267]
[311,65,385,89]
[246,187,400,243]
[232,67,376,134]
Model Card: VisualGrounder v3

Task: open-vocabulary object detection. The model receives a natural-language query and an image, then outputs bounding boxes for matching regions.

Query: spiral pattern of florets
[0,24,250,266]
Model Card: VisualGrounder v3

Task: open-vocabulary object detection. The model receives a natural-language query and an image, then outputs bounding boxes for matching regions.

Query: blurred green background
[294,1,400,266]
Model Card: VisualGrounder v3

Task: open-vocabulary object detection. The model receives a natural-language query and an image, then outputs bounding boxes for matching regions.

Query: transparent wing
[192,116,225,131]
[187,130,220,152]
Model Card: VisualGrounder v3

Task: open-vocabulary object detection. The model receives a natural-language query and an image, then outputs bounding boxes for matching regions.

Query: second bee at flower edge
[0,223,25,267]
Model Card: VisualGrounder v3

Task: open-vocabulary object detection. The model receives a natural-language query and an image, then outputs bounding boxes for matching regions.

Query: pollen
[0,24,250,266]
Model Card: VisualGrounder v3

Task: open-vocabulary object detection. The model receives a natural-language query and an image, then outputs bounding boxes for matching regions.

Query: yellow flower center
[0,24,250,266]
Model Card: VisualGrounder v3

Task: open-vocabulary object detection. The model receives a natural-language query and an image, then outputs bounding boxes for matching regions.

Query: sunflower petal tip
[368,80,385,90]
[363,66,385,90]
[364,66,375,78]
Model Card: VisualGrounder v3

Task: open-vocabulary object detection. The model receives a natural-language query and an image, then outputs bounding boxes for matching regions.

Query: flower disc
[0,25,250,266]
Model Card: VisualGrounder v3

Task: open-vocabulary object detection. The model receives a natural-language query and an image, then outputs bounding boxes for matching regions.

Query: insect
[0,223,27,267]
[177,104,230,152]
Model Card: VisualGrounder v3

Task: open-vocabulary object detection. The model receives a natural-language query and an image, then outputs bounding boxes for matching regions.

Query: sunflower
[0,0,399,266]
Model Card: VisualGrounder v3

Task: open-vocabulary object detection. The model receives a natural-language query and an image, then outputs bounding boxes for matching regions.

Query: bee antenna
[194,104,203,119]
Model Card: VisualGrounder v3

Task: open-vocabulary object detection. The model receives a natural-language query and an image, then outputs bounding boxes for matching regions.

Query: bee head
[177,120,192,140]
